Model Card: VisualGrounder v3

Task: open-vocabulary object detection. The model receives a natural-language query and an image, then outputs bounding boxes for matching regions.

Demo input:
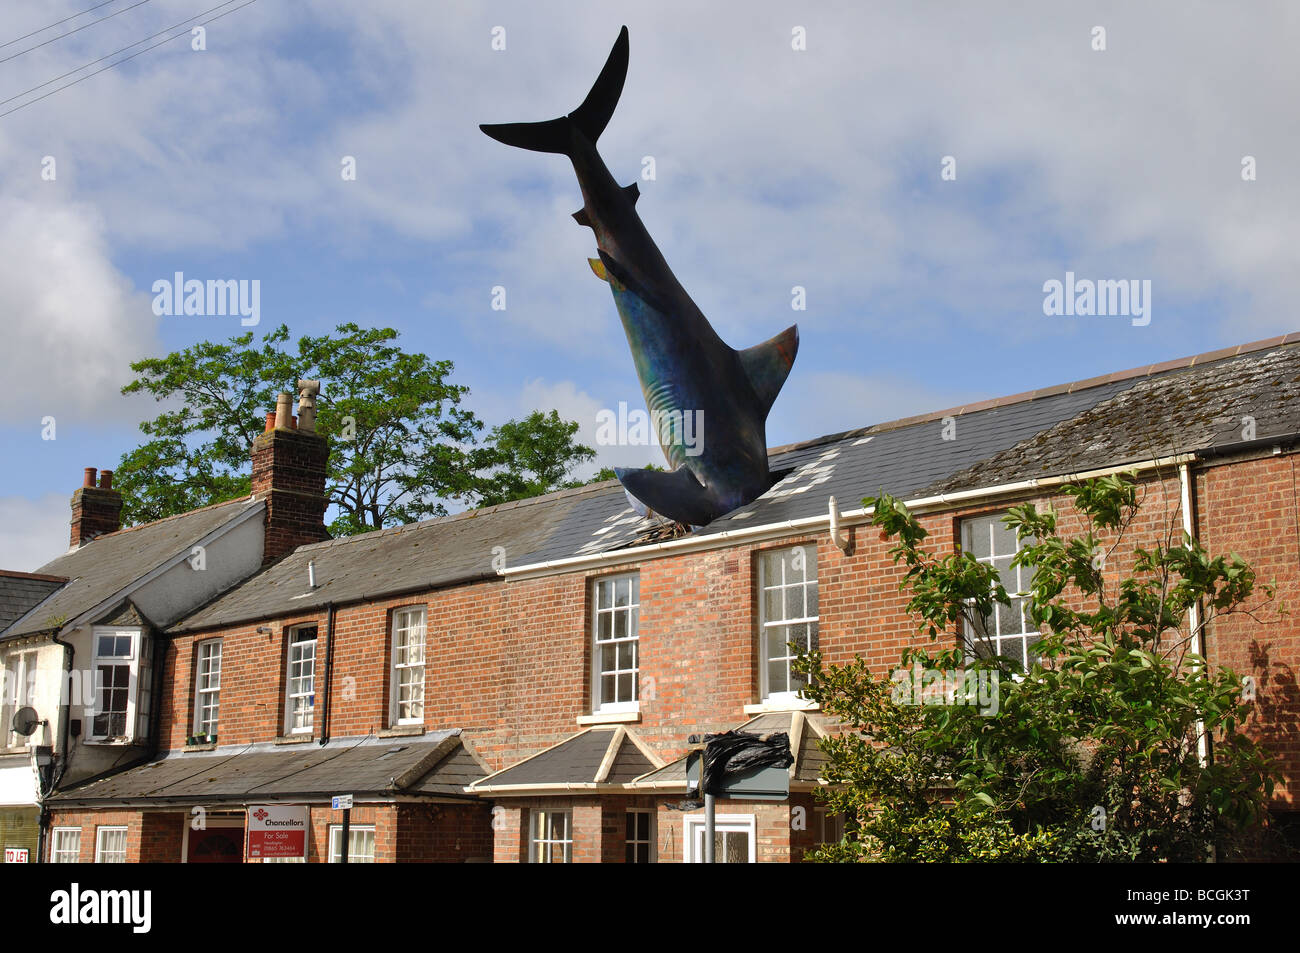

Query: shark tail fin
[479,26,629,155]
[738,324,800,419]
[616,465,716,527]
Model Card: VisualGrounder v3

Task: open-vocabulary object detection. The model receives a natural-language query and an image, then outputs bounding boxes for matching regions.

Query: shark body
[480,26,798,526]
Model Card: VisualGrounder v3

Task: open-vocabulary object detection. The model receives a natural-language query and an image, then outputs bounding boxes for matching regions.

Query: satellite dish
[11,706,42,737]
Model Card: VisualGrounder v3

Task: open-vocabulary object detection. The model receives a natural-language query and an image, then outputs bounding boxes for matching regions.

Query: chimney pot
[274,392,293,430]
[83,467,97,488]
[296,380,321,433]
[99,470,113,490]
[264,412,276,433]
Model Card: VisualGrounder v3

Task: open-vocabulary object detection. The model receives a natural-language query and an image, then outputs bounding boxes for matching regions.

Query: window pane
[965,520,993,559]
[768,657,788,695]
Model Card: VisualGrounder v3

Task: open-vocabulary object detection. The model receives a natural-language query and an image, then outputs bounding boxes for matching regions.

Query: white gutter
[504,453,1198,581]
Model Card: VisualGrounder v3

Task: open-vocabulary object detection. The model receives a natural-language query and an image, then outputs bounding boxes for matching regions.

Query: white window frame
[51,827,81,863]
[590,573,640,714]
[192,638,222,738]
[88,626,145,743]
[815,806,847,846]
[1,649,38,749]
[389,606,426,727]
[960,514,1039,670]
[626,808,655,863]
[94,826,128,863]
[758,546,819,702]
[530,809,572,863]
[327,825,376,863]
[284,624,318,736]
[684,813,756,863]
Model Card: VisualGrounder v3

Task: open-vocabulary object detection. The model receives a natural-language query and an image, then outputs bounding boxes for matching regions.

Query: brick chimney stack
[70,467,123,549]
[251,384,329,563]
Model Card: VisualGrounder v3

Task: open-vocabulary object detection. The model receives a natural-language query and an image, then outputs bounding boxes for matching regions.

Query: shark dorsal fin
[573,208,593,228]
[737,324,799,419]
[623,182,640,204]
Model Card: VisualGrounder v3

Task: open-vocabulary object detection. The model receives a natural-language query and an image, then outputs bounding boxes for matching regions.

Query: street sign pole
[340,807,350,865]
[332,794,354,864]
[704,791,715,864]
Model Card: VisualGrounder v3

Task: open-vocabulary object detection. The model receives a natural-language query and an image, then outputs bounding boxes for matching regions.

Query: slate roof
[630,711,832,790]
[168,335,1300,633]
[0,570,66,634]
[3,497,263,639]
[47,731,483,805]
[921,341,1300,495]
[469,727,662,792]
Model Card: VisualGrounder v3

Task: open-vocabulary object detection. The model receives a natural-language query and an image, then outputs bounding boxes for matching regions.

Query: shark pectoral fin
[737,324,799,419]
[595,248,671,313]
[588,257,608,281]
[616,466,716,526]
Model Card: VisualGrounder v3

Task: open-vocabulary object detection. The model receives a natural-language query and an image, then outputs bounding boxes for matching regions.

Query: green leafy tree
[117,325,300,525]
[795,473,1283,862]
[472,410,595,507]
[589,462,664,484]
[117,325,594,534]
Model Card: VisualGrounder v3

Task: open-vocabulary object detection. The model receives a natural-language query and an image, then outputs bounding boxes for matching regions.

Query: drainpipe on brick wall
[318,603,337,746]
[1181,460,1218,865]
[38,628,75,864]
[1179,463,1210,768]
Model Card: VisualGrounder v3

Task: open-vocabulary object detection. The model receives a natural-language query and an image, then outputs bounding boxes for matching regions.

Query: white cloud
[0,493,70,572]
[0,195,158,425]
[515,377,670,480]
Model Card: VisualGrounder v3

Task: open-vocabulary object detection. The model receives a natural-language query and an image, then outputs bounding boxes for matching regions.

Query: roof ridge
[296,480,627,553]
[765,332,1300,456]
[96,495,256,541]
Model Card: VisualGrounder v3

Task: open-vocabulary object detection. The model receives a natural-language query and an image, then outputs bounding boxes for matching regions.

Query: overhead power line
[0,0,122,51]
[0,0,155,66]
[0,0,259,120]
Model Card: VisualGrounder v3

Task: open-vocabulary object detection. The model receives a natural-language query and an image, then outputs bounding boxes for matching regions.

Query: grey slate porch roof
[629,711,832,791]
[47,731,484,806]
[0,570,66,634]
[469,727,663,794]
[3,497,262,639]
[167,335,1300,633]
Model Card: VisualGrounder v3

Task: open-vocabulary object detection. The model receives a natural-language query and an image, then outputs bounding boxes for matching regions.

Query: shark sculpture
[481,26,798,526]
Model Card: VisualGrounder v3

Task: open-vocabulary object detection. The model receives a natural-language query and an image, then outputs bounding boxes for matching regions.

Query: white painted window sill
[744,699,819,715]
[379,724,425,738]
[577,710,641,726]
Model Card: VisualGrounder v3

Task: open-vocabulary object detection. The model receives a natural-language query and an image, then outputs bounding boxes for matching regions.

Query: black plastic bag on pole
[700,730,793,796]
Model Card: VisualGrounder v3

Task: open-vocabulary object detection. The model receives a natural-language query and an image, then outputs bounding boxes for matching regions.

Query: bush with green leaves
[795,473,1282,862]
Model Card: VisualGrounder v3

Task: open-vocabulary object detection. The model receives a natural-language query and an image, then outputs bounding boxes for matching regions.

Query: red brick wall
[140,812,185,863]
[394,802,494,863]
[1195,454,1300,804]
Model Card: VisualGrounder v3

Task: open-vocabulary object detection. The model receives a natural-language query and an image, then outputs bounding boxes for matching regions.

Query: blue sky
[0,0,1295,569]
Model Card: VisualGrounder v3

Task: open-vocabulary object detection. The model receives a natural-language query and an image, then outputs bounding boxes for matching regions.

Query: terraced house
[3,334,1299,862]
